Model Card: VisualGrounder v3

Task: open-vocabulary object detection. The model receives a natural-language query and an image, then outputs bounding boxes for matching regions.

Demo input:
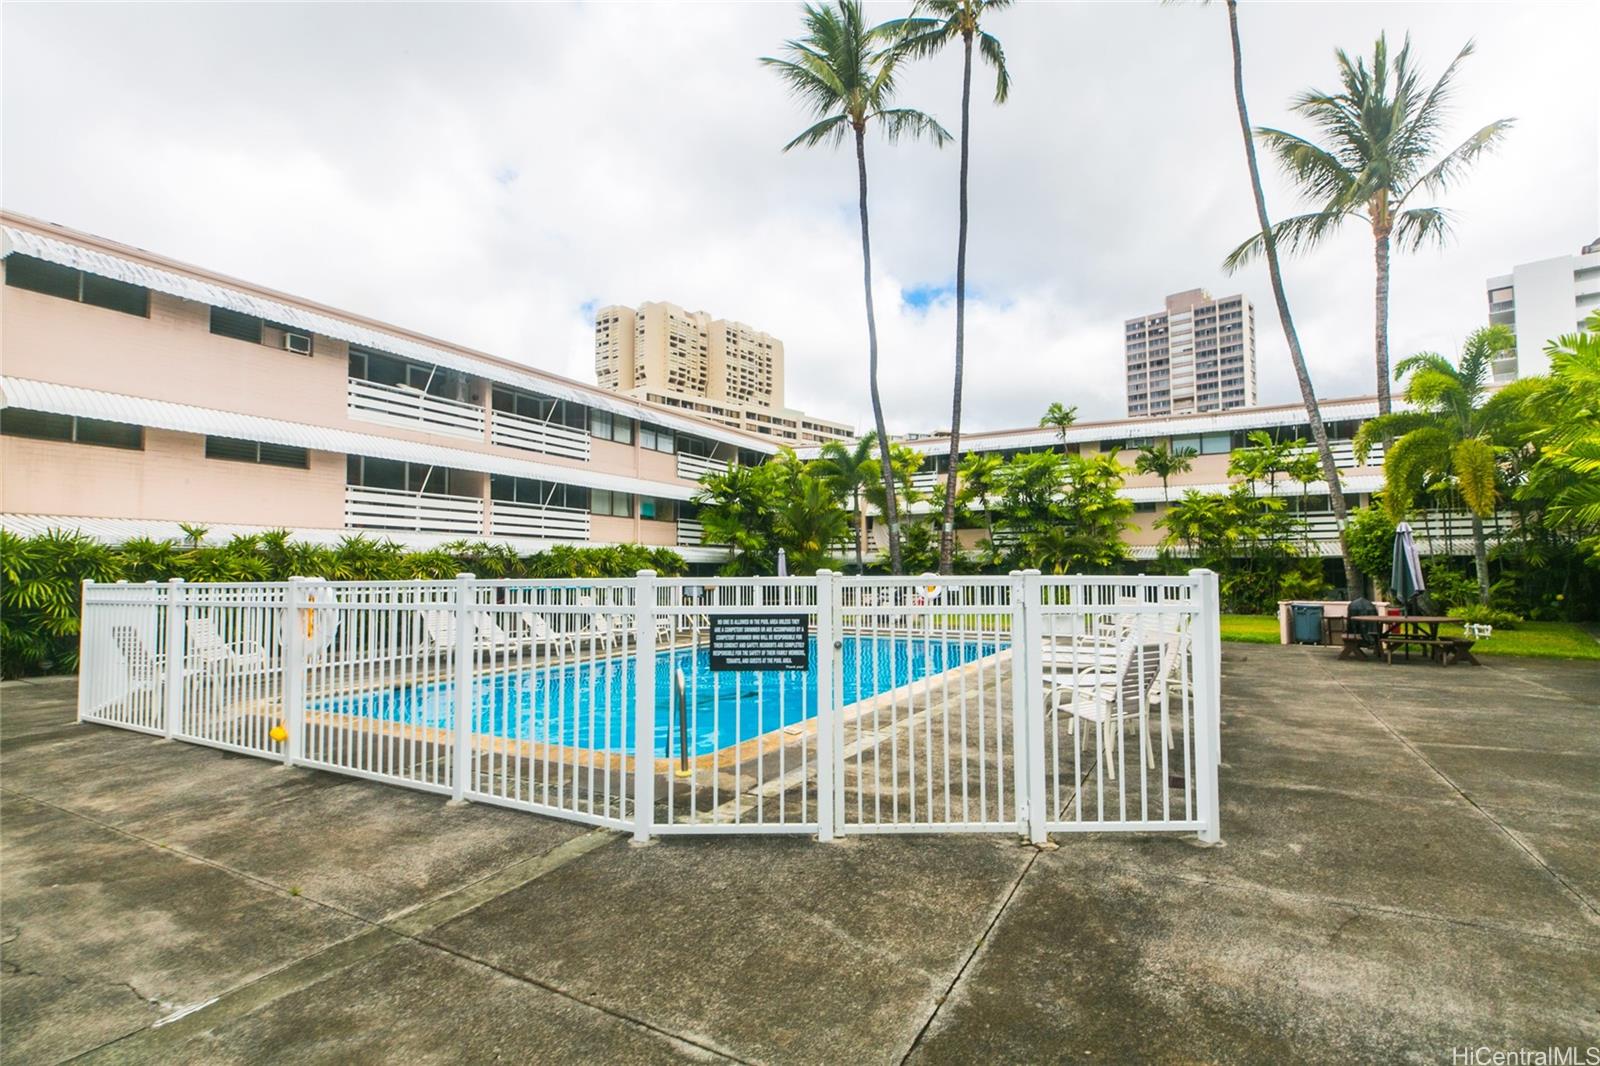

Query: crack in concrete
[898,847,1042,1064]
[1311,656,1600,923]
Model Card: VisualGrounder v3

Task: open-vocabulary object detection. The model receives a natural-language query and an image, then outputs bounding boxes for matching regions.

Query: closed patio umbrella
[1391,521,1426,611]
[776,547,788,578]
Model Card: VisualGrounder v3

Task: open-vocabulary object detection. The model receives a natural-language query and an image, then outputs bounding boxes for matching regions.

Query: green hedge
[0,529,687,678]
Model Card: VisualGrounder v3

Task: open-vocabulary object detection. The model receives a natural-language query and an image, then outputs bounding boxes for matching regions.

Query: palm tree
[883,0,1011,575]
[1354,325,1517,603]
[1134,441,1196,507]
[763,2,950,575]
[1212,0,1360,595]
[1225,32,1512,417]
[956,450,1002,545]
[1039,402,1077,440]
[814,432,877,572]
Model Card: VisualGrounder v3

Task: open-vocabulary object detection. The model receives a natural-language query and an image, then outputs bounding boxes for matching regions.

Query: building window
[491,387,586,429]
[5,255,149,317]
[589,410,634,444]
[347,456,457,494]
[2,409,143,450]
[489,474,587,510]
[204,436,309,469]
[210,306,264,343]
[591,489,633,517]
[639,496,676,521]
[639,423,675,453]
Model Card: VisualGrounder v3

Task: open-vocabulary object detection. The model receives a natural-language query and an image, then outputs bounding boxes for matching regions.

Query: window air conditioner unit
[283,332,312,355]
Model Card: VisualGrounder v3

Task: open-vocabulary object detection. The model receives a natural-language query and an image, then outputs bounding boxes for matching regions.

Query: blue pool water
[316,635,1002,757]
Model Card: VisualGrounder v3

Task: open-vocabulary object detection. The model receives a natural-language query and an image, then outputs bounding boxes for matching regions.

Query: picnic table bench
[1344,616,1480,666]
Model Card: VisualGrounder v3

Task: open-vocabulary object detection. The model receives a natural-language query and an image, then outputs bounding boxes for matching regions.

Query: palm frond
[978,31,1010,103]
[1223,210,1348,272]
[780,113,853,151]
[874,107,951,146]
[1393,205,1454,251]
[1401,119,1514,202]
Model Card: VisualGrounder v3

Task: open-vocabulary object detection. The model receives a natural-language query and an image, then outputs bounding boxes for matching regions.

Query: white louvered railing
[346,378,485,440]
[487,500,591,541]
[489,410,591,461]
[344,486,484,536]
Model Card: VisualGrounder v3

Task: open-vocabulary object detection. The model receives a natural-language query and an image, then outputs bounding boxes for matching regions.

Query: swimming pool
[315,634,1003,757]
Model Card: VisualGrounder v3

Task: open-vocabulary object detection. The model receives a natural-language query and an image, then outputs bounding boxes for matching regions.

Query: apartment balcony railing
[344,485,484,535]
[911,471,943,495]
[488,410,591,461]
[676,452,728,481]
[347,378,485,441]
[1287,439,1385,471]
[677,517,705,546]
[1295,510,1511,542]
[487,500,590,541]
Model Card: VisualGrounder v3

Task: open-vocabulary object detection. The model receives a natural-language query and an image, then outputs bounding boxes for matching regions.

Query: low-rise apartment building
[836,399,1508,560]
[0,214,779,562]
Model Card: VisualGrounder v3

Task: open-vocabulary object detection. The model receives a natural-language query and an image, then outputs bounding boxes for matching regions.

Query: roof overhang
[1,223,779,455]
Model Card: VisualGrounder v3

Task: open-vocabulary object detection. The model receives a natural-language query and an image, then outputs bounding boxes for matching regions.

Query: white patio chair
[186,616,269,673]
[1046,635,1168,780]
[110,625,164,700]
[516,612,576,656]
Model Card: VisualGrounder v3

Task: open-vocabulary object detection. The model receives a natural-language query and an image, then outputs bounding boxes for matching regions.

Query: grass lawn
[1222,614,1600,660]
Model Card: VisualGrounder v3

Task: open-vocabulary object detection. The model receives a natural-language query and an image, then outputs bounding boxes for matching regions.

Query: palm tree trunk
[1224,0,1359,595]
[854,488,865,574]
[854,124,903,574]
[1374,227,1392,416]
[938,31,976,576]
[1469,512,1491,605]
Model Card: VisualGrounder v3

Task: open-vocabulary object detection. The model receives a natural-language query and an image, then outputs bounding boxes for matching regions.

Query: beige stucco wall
[0,428,345,527]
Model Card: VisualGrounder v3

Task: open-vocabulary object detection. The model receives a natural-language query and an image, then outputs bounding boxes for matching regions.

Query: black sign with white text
[708,614,810,671]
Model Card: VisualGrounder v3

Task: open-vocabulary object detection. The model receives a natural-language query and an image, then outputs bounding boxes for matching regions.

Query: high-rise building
[1484,240,1600,383]
[594,301,852,444]
[1125,289,1256,417]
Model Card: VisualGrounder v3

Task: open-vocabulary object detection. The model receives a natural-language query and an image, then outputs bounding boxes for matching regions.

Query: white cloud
[4,1,1595,435]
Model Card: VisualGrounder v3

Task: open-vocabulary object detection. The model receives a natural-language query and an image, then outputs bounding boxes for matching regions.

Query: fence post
[163,578,185,740]
[282,577,307,767]
[1021,569,1047,845]
[1007,570,1027,836]
[1190,568,1222,844]
[78,580,93,724]
[814,569,836,843]
[451,573,475,803]
[632,570,658,844]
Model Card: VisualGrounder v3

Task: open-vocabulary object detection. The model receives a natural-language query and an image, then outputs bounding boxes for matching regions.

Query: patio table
[1346,615,1478,666]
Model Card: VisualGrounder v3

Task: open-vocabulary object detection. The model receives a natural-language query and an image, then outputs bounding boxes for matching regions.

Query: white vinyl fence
[78,570,1221,844]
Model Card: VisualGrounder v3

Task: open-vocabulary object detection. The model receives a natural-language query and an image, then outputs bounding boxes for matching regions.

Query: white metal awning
[0,512,733,564]
[890,399,1383,457]
[0,376,700,501]
[1,224,777,455]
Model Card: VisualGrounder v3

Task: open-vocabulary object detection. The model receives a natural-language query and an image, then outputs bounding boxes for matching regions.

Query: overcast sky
[4,2,1595,434]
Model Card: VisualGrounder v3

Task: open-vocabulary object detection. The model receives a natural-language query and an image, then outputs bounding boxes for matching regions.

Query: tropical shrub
[0,529,688,677]
[1453,604,1520,630]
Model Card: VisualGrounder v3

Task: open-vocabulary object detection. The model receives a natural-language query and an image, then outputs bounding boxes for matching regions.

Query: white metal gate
[78,569,1221,844]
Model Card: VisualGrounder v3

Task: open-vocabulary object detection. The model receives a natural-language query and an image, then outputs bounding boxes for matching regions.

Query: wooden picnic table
[1342,615,1479,666]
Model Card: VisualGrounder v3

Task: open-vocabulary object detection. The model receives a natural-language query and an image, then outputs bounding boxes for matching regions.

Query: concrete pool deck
[2,645,1597,1063]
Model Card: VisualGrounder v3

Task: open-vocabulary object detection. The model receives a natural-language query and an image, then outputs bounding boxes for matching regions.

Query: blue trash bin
[1291,603,1324,645]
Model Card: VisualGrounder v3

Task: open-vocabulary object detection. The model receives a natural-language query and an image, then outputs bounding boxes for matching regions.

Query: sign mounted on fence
[708,614,810,671]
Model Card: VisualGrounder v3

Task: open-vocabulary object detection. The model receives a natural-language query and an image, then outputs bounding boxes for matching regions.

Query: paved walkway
[2,646,1596,1064]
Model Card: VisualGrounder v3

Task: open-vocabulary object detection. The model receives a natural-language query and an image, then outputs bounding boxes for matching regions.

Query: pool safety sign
[708,614,810,671]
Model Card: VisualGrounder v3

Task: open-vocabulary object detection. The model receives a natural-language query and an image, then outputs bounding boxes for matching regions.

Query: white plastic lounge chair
[186,616,269,672]
[517,612,576,656]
